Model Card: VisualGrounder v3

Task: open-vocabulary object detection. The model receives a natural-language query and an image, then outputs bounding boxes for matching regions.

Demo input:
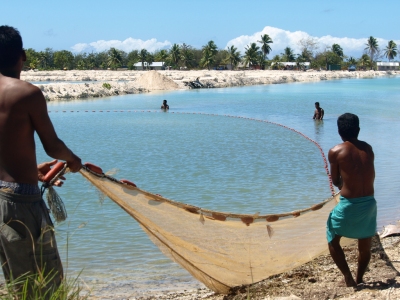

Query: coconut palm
[257,34,273,62]
[138,49,149,70]
[169,43,181,68]
[155,49,168,62]
[107,48,122,69]
[331,44,344,60]
[243,43,260,69]
[365,36,379,66]
[180,43,195,69]
[358,54,371,70]
[145,53,154,70]
[281,47,295,62]
[224,45,241,70]
[200,40,218,70]
[54,50,74,70]
[384,40,397,62]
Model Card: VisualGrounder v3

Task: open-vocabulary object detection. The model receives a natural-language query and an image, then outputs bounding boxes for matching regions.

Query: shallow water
[32,76,400,294]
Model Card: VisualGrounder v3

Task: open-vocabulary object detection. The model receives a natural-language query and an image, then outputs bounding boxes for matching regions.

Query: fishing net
[80,165,346,294]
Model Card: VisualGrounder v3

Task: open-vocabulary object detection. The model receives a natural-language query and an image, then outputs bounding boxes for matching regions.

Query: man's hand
[38,159,66,186]
[66,153,82,173]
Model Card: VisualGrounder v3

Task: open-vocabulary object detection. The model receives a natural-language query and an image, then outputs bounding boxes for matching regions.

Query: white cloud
[226,26,400,59]
[71,37,172,53]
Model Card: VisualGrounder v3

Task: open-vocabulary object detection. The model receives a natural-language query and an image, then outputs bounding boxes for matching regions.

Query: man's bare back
[0,75,80,184]
[328,140,375,199]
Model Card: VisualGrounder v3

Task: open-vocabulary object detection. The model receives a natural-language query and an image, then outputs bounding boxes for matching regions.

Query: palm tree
[180,44,195,69]
[365,36,379,67]
[107,48,122,69]
[155,49,168,62]
[257,34,273,63]
[138,49,149,70]
[271,54,282,70]
[243,43,260,69]
[347,56,357,66]
[200,40,218,70]
[169,43,181,68]
[331,44,344,60]
[281,47,295,62]
[145,53,154,70]
[358,54,371,71]
[224,45,241,70]
[384,40,397,62]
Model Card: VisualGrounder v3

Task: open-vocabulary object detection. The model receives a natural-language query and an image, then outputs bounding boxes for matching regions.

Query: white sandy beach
[21,69,400,102]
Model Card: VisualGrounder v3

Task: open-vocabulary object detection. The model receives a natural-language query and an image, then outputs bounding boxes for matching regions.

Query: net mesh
[80,167,343,294]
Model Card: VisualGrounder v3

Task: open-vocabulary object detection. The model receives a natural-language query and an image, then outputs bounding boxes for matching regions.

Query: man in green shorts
[327,113,377,287]
[0,25,82,294]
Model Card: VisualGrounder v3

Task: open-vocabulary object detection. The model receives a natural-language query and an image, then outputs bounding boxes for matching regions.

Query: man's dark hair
[0,25,23,70]
[337,113,359,139]
[315,102,320,106]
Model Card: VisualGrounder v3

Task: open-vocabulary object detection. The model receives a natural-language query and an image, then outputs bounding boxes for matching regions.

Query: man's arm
[328,147,342,189]
[320,109,324,120]
[26,87,82,172]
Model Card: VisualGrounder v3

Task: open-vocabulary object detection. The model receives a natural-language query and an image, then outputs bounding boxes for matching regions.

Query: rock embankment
[21,69,400,101]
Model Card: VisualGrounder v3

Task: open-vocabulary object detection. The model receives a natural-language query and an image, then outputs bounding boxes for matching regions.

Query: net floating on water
[80,165,341,294]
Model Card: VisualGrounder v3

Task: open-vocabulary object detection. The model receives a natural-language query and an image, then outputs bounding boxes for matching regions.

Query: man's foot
[344,275,357,287]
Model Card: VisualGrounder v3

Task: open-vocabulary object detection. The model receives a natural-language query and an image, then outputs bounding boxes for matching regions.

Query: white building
[376,62,399,71]
[134,62,165,70]
[270,62,310,70]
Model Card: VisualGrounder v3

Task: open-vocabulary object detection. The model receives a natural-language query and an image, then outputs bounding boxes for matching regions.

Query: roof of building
[271,62,310,66]
[134,62,165,67]
[377,62,399,66]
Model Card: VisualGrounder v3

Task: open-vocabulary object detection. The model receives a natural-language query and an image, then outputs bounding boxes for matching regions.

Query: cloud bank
[71,38,172,53]
[226,26,400,59]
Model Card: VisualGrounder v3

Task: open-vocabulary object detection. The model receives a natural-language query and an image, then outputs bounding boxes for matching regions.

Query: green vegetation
[385,40,398,62]
[102,82,112,90]
[23,35,398,71]
[2,269,89,300]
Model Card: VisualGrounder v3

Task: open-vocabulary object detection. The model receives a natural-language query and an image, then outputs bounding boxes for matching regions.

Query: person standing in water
[326,113,377,287]
[161,99,169,110]
[313,102,324,120]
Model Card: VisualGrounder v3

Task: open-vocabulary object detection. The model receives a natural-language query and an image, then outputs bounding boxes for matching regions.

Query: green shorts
[0,188,63,290]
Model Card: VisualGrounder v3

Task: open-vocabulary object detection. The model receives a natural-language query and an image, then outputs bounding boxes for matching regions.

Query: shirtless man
[161,99,169,110]
[0,25,82,292]
[327,113,377,287]
[313,102,324,120]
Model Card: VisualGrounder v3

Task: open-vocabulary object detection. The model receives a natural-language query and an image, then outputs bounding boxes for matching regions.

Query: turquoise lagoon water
[33,76,400,294]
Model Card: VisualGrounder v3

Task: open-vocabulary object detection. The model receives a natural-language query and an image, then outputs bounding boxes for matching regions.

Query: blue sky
[2,0,399,59]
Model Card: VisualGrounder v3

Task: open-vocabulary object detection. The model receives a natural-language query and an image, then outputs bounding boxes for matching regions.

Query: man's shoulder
[1,78,42,101]
[329,142,346,156]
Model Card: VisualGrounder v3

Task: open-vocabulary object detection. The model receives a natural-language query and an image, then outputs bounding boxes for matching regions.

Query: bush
[102,83,112,90]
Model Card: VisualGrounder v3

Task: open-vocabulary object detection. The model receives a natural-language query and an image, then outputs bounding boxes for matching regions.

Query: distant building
[376,62,399,71]
[270,62,310,70]
[134,62,165,70]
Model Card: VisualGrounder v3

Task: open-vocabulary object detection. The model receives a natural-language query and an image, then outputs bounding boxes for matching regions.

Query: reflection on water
[314,119,324,143]
[28,76,400,294]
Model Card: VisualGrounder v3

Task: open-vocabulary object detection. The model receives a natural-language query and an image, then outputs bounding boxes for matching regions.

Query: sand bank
[20,69,400,101]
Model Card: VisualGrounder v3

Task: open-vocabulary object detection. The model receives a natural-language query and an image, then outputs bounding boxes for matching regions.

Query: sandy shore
[20,69,400,101]
[84,235,400,300]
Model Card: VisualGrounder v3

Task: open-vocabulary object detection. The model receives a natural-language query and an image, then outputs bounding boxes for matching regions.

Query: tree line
[24,35,398,71]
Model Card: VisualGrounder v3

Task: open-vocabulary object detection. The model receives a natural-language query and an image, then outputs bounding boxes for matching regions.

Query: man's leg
[328,235,356,287]
[356,237,372,284]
